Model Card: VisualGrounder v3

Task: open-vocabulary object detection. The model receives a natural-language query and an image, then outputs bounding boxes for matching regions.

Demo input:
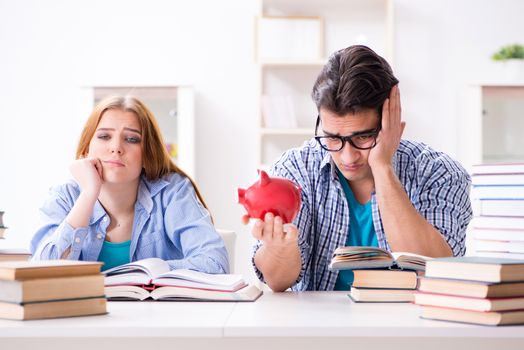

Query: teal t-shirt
[97,240,131,271]
[334,169,378,290]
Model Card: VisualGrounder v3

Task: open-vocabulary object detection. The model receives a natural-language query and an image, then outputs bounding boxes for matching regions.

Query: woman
[31,96,229,273]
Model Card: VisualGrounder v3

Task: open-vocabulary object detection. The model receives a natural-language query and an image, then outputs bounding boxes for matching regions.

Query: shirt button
[97,233,103,240]
[102,217,108,222]
[74,237,81,243]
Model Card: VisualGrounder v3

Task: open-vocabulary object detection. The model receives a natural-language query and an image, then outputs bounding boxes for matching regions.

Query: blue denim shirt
[31,173,229,274]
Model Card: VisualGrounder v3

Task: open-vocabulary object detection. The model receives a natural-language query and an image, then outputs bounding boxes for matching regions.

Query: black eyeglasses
[314,115,380,151]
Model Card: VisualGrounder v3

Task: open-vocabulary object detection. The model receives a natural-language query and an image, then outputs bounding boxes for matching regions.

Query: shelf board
[260,128,313,136]
[259,59,327,68]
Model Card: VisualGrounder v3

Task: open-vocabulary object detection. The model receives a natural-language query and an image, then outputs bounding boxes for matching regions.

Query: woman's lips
[104,160,125,167]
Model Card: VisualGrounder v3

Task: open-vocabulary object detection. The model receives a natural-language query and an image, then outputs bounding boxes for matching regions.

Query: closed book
[472,163,524,175]
[425,256,524,282]
[471,185,524,200]
[0,274,105,303]
[0,297,107,321]
[349,287,415,303]
[0,260,102,280]
[105,284,263,302]
[472,199,524,217]
[414,292,524,311]
[418,277,524,298]
[473,251,524,260]
[472,174,524,186]
[472,227,524,242]
[352,269,418,289]
[329,246,429,271]
[0,248,31,262]
[472,216,524,230]
[420,305,524,326]
[474,239,524,254]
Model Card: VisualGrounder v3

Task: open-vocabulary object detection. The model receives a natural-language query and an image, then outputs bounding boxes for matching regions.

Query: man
[244,45,473,292]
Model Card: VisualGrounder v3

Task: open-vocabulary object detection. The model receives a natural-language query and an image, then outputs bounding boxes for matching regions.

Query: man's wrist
[370,162,395,178]
[260,243,298,262]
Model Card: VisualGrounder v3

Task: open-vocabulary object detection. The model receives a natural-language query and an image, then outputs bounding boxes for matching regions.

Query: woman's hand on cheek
[69,158,103,199]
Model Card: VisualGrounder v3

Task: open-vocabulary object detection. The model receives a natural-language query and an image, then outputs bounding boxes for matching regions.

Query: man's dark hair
[312,45,399,118]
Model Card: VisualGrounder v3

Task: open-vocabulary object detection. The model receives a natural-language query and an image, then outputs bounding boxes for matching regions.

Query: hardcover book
[414,292,524,312]
[425,256,524,283]
[352,269,419,289]
[349,287,415,303]
[104,258,262,302]
[105,284,263,302]
[420,305,524,326]
[0,274,105,303]
[0,260,103,280]
[418,277,524,298]
[329,246,429,271]
[0,297,107,321]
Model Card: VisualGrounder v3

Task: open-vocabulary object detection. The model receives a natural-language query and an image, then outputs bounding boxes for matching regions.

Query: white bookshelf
[255,0,394,167]
[85,86,196,179]
[460,82,524,172]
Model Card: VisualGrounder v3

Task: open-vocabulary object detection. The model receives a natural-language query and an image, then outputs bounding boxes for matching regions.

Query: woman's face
[87,109,143,185]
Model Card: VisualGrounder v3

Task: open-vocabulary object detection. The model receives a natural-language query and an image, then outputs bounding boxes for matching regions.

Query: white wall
[394,0,524,160]
[0,0,260,280]
[1,0,523,281]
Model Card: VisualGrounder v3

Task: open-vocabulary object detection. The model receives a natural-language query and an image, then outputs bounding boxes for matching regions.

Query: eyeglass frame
[314,115,381,151]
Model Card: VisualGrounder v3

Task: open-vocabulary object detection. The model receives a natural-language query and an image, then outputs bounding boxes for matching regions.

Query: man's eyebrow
[96,127,142,135]
[321,128,378,137]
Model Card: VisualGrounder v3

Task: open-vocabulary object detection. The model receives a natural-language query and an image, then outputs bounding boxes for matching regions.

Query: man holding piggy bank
[242,45,473,292]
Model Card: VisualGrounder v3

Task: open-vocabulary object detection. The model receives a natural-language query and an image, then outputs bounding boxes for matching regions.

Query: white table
[1,292,523,350]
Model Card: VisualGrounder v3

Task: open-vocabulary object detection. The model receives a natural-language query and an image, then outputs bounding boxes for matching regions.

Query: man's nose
[339,140,360,162]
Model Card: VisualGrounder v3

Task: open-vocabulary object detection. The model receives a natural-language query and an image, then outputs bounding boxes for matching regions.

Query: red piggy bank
[238,170,301,223]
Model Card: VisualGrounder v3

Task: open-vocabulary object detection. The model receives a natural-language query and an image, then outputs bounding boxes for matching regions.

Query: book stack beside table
[0,260,106,320]
[414,256,524,325]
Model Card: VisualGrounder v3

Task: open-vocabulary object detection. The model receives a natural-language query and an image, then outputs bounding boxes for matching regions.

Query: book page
[105,285,151,301]
[392,252,431,271]
[154,269,246,289]
[103,258,170,277]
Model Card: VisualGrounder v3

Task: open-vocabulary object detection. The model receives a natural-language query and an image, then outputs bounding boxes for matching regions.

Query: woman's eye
[126,136,141,144]
[97,134,110,140]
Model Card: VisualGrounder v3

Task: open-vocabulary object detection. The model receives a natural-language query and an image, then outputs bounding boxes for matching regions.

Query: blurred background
[1,0,523,281]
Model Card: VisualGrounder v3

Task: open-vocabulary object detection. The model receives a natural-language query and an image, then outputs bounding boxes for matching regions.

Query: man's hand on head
[368,85,406,172]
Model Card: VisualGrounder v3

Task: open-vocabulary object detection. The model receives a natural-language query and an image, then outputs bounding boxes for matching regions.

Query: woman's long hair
[75,95,210,210]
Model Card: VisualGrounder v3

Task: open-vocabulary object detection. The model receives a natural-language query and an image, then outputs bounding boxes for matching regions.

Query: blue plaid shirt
[31,173,229,274]
[253,139,473,291]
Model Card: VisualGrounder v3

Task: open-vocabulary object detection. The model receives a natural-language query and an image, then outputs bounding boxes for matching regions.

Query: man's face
[319,107,380,183]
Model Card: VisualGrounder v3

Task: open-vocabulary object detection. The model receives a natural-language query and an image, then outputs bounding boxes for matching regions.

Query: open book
[329,246,430,271]
[103,258,262,302]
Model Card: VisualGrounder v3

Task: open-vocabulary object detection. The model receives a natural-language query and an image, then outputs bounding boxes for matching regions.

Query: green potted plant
[492,44,524,81]
[492,44,524,61]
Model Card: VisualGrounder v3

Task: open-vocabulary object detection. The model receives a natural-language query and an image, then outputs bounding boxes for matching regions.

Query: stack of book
[470,163,524,259]
[0,211,32,261]
[0,260,107,320]
[414,256,524,326]
[329,246,428,302]
[104,258,263,302]
[0,211,7,239]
